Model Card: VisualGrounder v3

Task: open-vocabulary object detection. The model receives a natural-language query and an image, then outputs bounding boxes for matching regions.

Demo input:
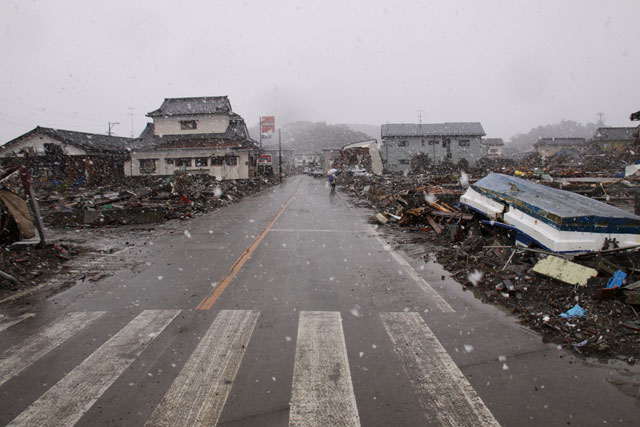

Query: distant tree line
[505,119,599,154]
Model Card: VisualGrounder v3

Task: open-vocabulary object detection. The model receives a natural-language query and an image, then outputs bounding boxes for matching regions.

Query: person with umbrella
[327,168,338,193]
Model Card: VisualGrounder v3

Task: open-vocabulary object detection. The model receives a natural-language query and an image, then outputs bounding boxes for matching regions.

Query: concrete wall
[125,148,250,180]
[0,134,87,157]
[153,115,230,136]
[382,135,483,172]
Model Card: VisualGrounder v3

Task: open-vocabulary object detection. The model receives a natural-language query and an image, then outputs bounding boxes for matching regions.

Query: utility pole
[597,112,605,126]
[417,110,424,124]
[128,107,136,137]
[278,128,282,182]
[107,122,120,136]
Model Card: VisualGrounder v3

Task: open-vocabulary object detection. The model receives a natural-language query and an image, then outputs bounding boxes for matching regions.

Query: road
[0,175,638,426]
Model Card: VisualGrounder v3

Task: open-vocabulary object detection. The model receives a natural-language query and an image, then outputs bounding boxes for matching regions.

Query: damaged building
[381,122,486,173]
[125,96,258,180]
[0,126,131,185]
[331,140,383,175]
[590,127,638,151]
[482,138,505,158]
[533,137,588,158]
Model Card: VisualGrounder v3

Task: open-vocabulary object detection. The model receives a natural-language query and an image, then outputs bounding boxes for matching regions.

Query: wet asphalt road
[0,175,639,426]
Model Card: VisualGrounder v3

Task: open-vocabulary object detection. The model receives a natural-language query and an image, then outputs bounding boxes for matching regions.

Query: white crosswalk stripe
[0,311,105,387]
[0,313,35,333]
[2,309,498,426]
[381,312,500,427]
[289,311,361,427]
[8,309,180,427]
[146,309,259,427]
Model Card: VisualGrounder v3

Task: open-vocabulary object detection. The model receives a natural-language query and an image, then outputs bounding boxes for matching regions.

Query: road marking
[196,196,295,310]
[270,229,370,233]
[0,283,49,305]
[8,309,180,427]
[381,312,500,427]
[146,310,259,427]
[0,311,105,387]
[289,311,360,427]
[372,232,455,313]
[0,312,35,332]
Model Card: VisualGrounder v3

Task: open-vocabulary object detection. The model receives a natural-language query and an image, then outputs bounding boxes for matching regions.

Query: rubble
[35,171,280,228]
[0,171,280,295]
[339,168,640,363]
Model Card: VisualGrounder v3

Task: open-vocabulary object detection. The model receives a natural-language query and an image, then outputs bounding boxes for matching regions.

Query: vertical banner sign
[261,116,275,140]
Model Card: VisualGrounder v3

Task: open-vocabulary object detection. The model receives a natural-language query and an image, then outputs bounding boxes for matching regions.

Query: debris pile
[1,170,280,293]
[36,171,280,227]
[340,172,640,362]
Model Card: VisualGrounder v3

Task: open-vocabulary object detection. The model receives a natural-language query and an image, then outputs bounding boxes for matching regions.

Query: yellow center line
[196,196,295,310]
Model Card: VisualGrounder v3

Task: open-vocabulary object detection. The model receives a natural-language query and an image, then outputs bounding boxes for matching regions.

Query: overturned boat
[460,173,640,253]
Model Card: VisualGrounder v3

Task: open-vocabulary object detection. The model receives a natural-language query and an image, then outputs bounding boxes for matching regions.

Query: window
[428,139,439,145]
[174,158,192,167]
[165,158,174,165]
[195,157,208,167]
[398,140,407,147]
[421,139,425,146]
[139,158,157,173]
[399,159,409,165]
[180,120,197,130]
[211,155,238,166]
[459,140,470,147]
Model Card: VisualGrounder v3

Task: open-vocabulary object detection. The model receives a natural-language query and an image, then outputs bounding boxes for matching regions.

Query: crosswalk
[0,309,499,426]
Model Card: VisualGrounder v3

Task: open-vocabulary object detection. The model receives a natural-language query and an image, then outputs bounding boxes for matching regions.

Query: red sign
[261,116,275,139]
[258,154,272,165]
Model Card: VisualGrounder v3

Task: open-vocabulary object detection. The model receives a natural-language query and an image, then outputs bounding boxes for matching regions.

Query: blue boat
[460,173,640,253]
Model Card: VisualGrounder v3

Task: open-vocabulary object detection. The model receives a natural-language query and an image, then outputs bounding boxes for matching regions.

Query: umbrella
[327,168,338,175]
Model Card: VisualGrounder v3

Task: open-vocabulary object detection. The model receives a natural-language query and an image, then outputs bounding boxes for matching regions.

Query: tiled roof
[132,121,256,151]
[592,127,636,141]
[3,126,132,153]
[146,96,232,117]
[381,122,485,137]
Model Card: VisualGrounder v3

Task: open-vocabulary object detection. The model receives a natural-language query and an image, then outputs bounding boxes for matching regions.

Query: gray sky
[0,0,638,144]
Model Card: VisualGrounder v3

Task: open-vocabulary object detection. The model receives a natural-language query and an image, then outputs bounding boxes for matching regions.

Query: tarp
[0,189,35,240]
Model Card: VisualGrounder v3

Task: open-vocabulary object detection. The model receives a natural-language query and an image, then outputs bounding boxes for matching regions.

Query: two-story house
[381,122,485,173]
[125,96,258,179]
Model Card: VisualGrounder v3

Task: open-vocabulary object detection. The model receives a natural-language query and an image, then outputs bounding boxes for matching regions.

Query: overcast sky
[0,0,638,143]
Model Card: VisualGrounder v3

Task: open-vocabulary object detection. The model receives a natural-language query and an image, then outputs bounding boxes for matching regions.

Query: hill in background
[249,121,377,152]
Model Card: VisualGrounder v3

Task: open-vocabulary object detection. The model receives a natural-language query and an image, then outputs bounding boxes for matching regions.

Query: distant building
[533,137,587,157]
[125,96,257,179]
[294,151,322,171]
[381,122,486,173]
[322,149,340,173]
[482,138,504,158]
[590,127,637,151]
[0,126,131,185]
[260,149,295,175]
[333,140,383,175]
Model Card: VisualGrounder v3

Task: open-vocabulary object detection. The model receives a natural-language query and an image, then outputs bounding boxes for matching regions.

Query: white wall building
[125,96,257,180]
